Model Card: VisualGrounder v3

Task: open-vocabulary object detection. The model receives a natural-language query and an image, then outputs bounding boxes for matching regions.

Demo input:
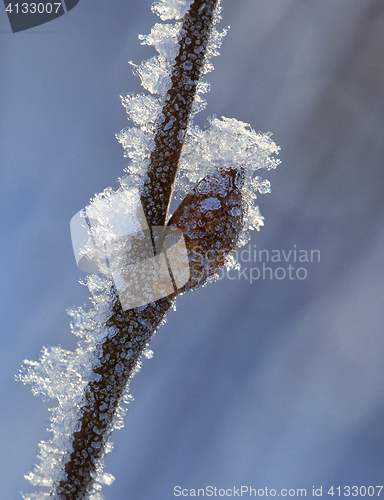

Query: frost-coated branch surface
[142,0,218,226]
[18,1,280,499]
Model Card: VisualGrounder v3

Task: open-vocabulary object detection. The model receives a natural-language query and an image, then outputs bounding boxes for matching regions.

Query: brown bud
[167,167,245,292]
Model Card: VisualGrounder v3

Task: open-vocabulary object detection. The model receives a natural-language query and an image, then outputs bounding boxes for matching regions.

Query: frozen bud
[168,167,244,292]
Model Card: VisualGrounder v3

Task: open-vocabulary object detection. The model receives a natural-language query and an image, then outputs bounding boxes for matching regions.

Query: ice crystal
[139,22,182,62]
[130,55,172,95]
[120,94,161,128]
[151,0,192,21]
[143,349,154,359]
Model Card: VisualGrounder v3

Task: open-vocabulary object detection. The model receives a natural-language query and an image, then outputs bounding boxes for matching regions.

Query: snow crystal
[18,347,88,487]
[71,188,148,275]
[97,473,115,486]
[139,22,182,62]
[199,197,221,212]
[191,93,208,116]
[120,93,161,128]
[143,349,154,359]
[130,55,172,95]
[151,0,192,21]
[86,188,146,243]
[123,393,134,404]
[116,125,154,167]
[112,404,127,431]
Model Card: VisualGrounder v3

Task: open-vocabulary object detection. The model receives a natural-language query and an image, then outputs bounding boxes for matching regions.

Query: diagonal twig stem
[55,1,219,498]
[142,0,219,227]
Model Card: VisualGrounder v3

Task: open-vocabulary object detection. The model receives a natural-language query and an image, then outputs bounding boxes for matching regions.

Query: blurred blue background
[1,0,384,498]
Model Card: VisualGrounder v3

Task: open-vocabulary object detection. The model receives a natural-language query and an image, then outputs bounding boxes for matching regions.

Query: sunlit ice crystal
[71,187,149,275]
[120,93,162,128]
[130,55,172,95]
[151,0,193,21]
[139,22,182,62]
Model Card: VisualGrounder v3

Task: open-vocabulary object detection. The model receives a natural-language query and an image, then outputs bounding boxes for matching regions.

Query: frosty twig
[19,1,279,498]
[54,1,219,499]
[142,0,218,227]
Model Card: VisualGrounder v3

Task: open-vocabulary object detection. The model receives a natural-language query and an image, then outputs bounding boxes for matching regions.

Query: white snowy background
[1,0,384,498]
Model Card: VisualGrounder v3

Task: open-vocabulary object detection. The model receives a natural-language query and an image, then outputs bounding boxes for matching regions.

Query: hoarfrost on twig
[18,0,280,498]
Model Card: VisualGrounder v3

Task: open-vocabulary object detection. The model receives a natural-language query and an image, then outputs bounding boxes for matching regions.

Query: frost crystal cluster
[18,0,280,499]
